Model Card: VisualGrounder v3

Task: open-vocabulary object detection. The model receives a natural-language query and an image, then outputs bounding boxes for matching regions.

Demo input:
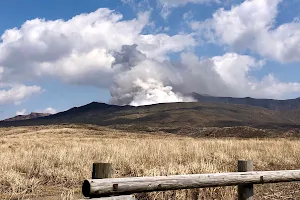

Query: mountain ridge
[1,101,300,135]
[1,94,300,138]
[2,112,51,122]
[191,93,300,110]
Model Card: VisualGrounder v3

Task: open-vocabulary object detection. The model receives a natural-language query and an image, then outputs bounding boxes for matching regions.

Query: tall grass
[0,125,300,199]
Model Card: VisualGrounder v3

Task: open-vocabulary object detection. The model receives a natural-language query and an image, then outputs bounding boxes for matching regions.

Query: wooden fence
[81,160,300,200]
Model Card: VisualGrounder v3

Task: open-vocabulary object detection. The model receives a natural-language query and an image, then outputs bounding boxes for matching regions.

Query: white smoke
[120,78,191,106]
[110,44,195,106]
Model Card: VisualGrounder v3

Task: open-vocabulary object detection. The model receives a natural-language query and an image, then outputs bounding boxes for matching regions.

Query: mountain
[1,101,300,137]
[191,93,300,110]
[2,112,51,122]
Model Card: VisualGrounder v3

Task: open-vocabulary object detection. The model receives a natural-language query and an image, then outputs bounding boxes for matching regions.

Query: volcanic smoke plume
[109,44,195,106]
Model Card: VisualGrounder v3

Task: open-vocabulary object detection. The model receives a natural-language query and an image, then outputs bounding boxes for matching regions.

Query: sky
[0,0,300,119]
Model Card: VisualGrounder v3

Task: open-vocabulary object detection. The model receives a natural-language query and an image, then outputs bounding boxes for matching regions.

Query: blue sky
[0,0,300,119]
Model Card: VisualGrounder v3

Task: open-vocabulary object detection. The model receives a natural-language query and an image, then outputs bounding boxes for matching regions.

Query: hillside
[2,112,51,121]
[1,102,300,137]
[192,93,300,110]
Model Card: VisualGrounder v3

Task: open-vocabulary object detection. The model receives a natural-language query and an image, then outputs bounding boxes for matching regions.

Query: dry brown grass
[1,124,300,199]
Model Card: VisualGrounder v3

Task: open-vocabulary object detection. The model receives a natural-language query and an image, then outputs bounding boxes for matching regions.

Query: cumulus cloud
[0,8,195,86]
[180,53,300,99]
[137,33,196,62]
[192,0,300,63]
[171,51,300,99]
[16,109,27,115]
[0,9,149,84]
[0,85,42,105]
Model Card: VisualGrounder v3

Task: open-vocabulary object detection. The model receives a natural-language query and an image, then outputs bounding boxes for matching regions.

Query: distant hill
[191,93,300,110]
[1,102,300,137]
[2,112,51,122]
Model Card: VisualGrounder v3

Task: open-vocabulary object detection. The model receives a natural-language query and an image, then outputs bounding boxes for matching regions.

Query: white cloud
[194,0,300,62]
[0,8,195,86]
[16,109,27,115]
[178,52,300,99]
[137,33,196,62]
[210,54,300,99]
[0,85,42,105]
[43,107,57,114]
[211,53,265,90]
[0,9,149,83]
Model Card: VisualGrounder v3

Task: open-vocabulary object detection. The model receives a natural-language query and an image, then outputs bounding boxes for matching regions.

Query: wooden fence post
[87,163,136,199]
[238,160,254,200]
[92,163,112,179]
[90,163,112,198]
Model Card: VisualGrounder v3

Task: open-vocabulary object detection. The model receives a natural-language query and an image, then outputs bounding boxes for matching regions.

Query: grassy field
[1,125,300,199]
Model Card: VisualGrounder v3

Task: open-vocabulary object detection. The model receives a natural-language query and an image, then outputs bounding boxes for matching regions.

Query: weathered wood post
[84,163,136,200]
[89,163,112,198]
[238,160,254,200]
[92,163,112,179]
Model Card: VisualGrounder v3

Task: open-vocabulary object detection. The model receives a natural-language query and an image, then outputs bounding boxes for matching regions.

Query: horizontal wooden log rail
[82,169,300,197]
[82,161,300,199]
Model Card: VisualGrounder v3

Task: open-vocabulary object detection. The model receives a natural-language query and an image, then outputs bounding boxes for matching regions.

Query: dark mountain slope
[191,93,300,110]
[2,112,51,122]
[1,102,300,136]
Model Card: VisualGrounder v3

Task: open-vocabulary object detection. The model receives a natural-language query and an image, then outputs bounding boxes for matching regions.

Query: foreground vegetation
[1,125,300,199]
